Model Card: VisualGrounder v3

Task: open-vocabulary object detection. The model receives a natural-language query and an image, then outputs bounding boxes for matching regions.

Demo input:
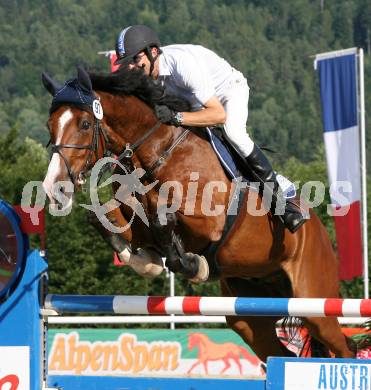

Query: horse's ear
[77,66,93,93]
[41,72,61,96]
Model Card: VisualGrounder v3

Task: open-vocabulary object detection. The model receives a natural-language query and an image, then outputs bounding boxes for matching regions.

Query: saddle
[205,125,245,180]
[206,126,296,199]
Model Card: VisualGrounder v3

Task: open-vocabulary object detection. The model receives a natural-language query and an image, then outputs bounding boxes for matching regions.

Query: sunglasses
[130,53,146,65]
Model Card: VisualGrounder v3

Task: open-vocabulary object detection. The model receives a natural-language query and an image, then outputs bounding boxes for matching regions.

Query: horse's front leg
[149,213,209,283]
[87,201,163,278]
[187,360,202,374]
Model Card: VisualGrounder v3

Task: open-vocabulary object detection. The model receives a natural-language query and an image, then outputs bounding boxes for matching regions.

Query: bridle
[47,104,110,187]
[47,103,190,187]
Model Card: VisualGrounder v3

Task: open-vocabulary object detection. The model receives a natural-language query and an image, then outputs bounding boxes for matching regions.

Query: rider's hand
[154,105,183,126]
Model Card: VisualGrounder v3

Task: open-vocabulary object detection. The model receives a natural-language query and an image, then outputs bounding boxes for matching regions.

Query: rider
[114,25,307,233]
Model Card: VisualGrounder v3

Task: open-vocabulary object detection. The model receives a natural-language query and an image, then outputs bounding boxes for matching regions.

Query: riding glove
[155,105,183,126]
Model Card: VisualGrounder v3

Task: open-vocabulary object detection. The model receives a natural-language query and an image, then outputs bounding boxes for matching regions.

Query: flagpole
[169,271,175,329]
[358,48,369,298]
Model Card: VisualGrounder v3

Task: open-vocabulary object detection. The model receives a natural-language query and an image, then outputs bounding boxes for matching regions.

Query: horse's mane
[89,67,191,112]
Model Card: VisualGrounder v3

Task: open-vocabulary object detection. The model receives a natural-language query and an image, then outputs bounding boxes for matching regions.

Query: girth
[201,185,248,279]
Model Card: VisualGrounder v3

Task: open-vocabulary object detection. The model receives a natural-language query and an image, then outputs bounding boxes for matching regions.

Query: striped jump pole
[45,295,371,317]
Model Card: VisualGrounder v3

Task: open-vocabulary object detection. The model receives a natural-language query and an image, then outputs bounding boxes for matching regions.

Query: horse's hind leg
[225,315,297,362]
[303,317,356,358]
[281,216,356,358]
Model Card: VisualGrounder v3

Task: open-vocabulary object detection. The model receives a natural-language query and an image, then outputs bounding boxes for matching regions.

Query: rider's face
[127,47,159,78]
[128,51,150,75]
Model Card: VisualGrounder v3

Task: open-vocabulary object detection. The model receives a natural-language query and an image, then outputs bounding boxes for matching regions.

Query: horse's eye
[81,120,90,130]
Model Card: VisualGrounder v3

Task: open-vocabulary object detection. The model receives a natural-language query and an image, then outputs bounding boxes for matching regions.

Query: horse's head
[42,64,193,210]
[42,66,108,207]
[188,333,202,350]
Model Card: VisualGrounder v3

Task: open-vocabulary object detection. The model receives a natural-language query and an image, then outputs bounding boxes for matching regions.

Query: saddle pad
[205,127,240,179]
[206,127,296,198]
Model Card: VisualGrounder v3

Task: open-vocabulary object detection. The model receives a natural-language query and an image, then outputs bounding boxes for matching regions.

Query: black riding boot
[244,145,307,233]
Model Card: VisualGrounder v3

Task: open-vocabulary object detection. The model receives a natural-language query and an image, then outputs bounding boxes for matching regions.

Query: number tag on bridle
[92,99,103,120]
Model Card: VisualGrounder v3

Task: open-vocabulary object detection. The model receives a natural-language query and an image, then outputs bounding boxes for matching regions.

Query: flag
[13,206,46,250]
[315,50,363,280]
[109,52,120,73]
[114,252,126,266]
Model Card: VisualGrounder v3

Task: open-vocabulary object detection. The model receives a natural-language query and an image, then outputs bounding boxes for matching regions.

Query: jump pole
[45,294,371,317]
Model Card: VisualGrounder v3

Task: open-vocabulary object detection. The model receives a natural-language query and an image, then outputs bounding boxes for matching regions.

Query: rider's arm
[180,96,226,127]
[172,51,226,127]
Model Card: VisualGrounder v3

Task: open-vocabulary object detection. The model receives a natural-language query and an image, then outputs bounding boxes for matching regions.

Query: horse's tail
[238,346,260,365]
[306,335,331,358]
[280,317,330,358]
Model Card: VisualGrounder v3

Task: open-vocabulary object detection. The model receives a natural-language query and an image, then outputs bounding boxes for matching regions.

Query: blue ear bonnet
[42,66,97,114]
[50,78,95,114]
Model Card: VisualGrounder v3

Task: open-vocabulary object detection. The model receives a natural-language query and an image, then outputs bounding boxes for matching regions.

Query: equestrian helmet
[115,25,161,65]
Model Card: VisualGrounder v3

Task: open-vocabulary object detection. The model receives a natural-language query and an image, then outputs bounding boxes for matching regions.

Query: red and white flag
[109,52,120,73]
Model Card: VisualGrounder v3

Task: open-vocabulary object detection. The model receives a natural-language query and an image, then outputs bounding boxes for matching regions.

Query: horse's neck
[100,93,175,165]
[197,334,210,348]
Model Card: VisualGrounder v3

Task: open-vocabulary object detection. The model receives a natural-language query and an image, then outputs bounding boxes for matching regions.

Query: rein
[117,121,162,160]
[142,128,190,182]
[99,120,190,183]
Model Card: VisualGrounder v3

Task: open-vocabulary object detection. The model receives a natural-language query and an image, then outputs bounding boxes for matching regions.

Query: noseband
[47,104,110,186]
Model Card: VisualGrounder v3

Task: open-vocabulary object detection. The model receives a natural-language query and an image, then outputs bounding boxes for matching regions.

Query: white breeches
[219,70,255,157]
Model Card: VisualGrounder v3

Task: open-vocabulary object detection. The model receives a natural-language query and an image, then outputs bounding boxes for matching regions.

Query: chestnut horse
[187,332,261,375]
[41,66,356,362]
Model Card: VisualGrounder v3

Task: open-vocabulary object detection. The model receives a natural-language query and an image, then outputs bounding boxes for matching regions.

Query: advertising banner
[48,329,264,379]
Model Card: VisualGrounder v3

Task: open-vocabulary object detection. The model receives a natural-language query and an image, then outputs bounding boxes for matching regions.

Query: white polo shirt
[158,44,235,110]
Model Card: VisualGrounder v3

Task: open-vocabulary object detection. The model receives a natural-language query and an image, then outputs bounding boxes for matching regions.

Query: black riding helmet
[115,25,161,73]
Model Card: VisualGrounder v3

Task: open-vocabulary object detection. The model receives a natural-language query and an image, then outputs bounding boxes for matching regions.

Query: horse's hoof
[118,247,164,278]
[188,254,209,284]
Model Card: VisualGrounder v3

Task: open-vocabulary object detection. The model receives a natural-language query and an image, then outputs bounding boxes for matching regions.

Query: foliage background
[0,0,370,301]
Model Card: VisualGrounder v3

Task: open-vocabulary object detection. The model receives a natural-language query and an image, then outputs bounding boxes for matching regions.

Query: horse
[187,332,261,375]
[41,65,357,362]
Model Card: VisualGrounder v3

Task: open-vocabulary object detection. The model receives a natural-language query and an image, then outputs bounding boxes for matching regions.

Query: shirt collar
[158,49,171,77]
